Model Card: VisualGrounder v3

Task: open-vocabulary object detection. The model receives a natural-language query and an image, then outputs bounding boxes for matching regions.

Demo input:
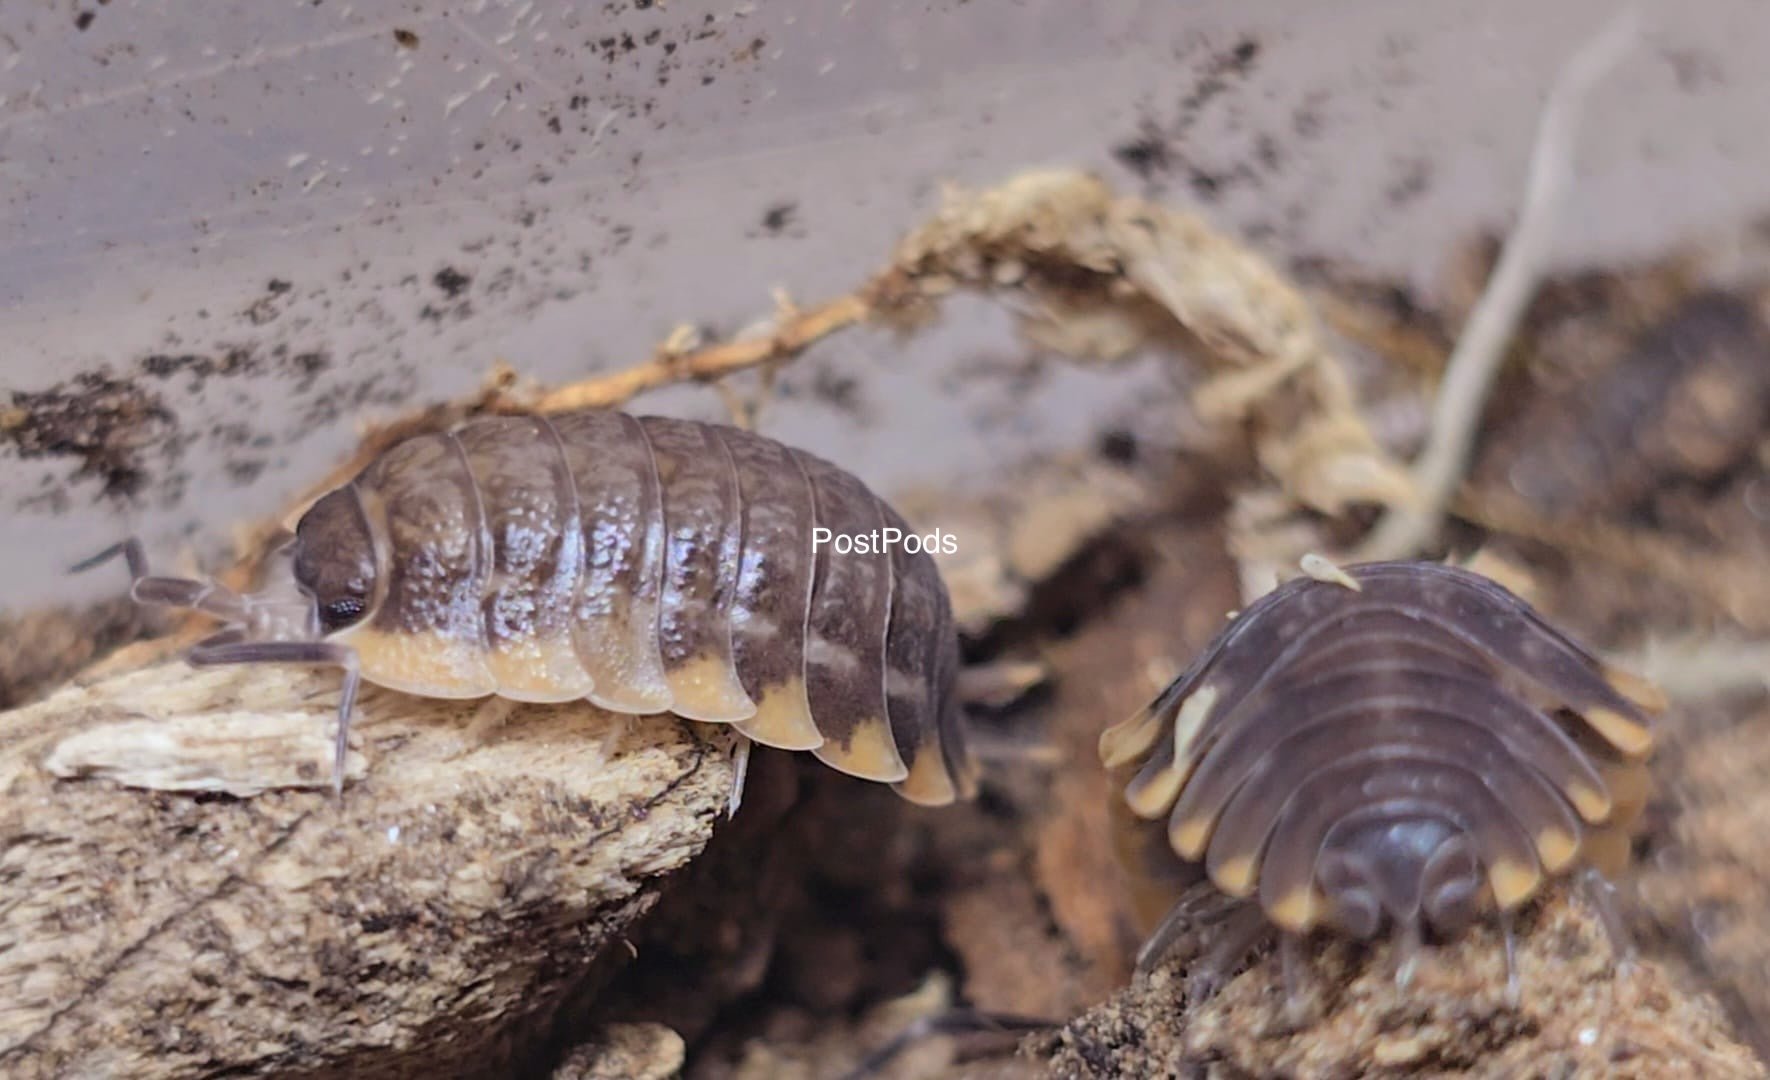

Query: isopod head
[1314,820,1484,941]
[1105,558,1664,998]
[291,486,377,634]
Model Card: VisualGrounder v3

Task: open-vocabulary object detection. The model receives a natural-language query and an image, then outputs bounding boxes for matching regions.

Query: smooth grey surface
[2,0,1767,612]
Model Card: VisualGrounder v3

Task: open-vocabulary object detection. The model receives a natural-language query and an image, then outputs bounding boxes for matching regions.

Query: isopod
[82,411,978,806]
[1097,558,1664,1000]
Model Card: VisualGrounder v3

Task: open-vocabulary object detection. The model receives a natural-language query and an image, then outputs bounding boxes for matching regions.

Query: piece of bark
[0,657,731,1078]
[1042,890,1765,1078]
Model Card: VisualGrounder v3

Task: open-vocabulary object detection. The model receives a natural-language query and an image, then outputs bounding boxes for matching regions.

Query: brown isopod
[81,410,978,807]
[1097,558,1664,1002]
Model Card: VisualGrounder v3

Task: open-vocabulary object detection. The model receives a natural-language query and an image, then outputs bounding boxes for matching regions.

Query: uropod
[1099,559,1663,1002]
[84,410,978,807]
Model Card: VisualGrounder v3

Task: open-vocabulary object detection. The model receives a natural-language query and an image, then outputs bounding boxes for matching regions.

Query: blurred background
[3,0,1768,612]
[6,3,1770,1076]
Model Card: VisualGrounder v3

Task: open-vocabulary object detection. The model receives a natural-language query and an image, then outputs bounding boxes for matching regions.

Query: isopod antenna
[72,537,364,798]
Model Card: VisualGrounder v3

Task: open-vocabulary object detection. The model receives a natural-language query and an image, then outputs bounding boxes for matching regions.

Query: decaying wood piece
[1044,889,1766,1078]
[0,656,730,1077]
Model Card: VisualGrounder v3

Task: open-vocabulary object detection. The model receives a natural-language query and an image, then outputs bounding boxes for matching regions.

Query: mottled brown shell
[1099,560,1663,942]
[289,411,976,805]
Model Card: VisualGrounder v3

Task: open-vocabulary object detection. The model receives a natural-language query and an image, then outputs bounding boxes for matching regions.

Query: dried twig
[1358,7,1642,559]
[510,293,876,414]
[196,168,1409,614]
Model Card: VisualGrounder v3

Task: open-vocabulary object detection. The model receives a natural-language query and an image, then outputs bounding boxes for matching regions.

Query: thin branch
[518,292,875,413]
[1357,7,1641,560]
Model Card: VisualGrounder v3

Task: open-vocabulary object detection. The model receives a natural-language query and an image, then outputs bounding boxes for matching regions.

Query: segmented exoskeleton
[1098,560,1663,998]
[86,411,978,806]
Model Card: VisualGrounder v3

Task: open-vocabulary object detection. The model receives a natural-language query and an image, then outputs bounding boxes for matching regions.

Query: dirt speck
[1110,121,1171,182]
[1109,36,1272,201]
[760,201,798,235]
[1385,155,1434,207]
[393,28,419,49]
[433,266,473,298]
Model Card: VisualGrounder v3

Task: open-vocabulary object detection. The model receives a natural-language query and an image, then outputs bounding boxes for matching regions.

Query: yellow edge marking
[1583,706,1655,757]
[1602,761,1652,820]
[588,682,674,715]
[1211,854,1257,898]
[734,678,822,750]
[1604,666,1669,714]
[1098,708,1161,768]
[1535,827,1579,872]
[812,716,909,783]
[1569,783,1614,825]
[664,653,758,723]
[337,625,496,699]
[483,637,595,702]
[1489,860,1541,909]
[1125,765,1185,820]
[1267,889,1317,933]
[1172,685,1219,769]
[577,600,673,714]
[895,748,959,806]
[1168,815,1212,860]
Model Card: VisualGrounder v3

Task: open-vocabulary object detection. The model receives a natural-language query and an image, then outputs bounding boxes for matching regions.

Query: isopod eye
[1328,887,1382,939]
[1424,877,1480,934]
[1421,837,1483,935]
[292,486,379,634]
[1318,849,1384,939]
[320,596,367,632]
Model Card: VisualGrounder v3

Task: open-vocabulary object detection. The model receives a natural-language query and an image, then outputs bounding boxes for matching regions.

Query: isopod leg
[72,536,248,622]
[70,537,149,578]
[1578,866,1636,971]
[1393,917,1424,990]
[185,638,362,798]
[727,733,753,819]
[1280,934,1313,1026]
[1501,908,1522,1006]
[1184,902,1271,1005]
[1135,882,1242,975]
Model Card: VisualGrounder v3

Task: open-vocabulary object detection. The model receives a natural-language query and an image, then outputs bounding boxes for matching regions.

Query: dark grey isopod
[84,411,978,805]
[1098,559,1663,985]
